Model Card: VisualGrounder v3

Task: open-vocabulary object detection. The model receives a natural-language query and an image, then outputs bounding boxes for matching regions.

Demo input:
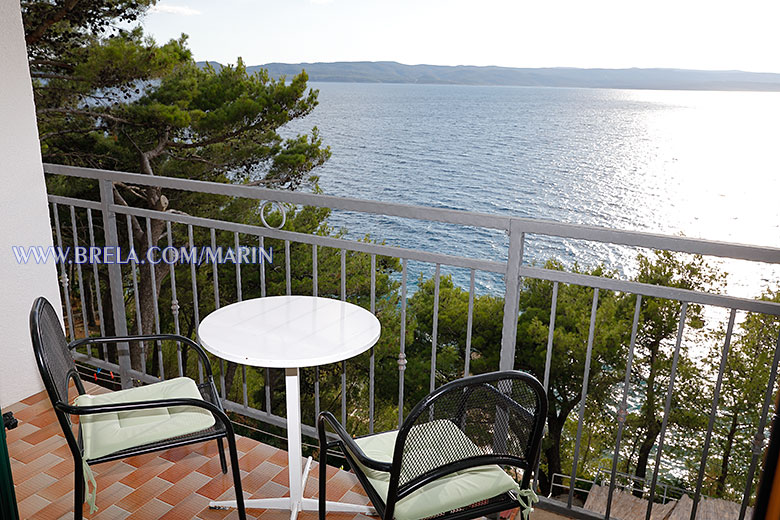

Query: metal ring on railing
[259,201,287,230]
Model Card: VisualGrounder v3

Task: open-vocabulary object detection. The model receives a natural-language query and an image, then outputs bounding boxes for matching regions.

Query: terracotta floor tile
[51,441,74,460]
[196,503,235,520]
[126,497,174,518]
[157,470,212,506]
[258,509,298,520]
[213,484,251,503]
[242,461,283,495]
[12,434,63,464]
[119,457,174,488]
[349,481,368,496]
[124,450,162,468]
[197,471,243,500]
[91,504,131,520]
[323,472,360,502]
[11,452,62,483]
[14,471,58,502]
[271,465,291,487]
[239,443,278,470]
[340,490,371,506]
[198,439,221,458]
[159,444,197,463]
[268,449,289,467]
[250,480,288,500]
[218,509,261,520]
[28,407,60,429]
[303,475,319,498]
[236,436,258,453]
[92,461,136,490]
[5,421,38,443]
[89,481,134,511]
[203,496,242,519]
[29,492,74,520]
[6,400,28,415]
[198,454,231,478]
[12,399,52,424]
[22,390,50,406]
[119,476,172,513]
[44,456,75,479]
[17,492,51,518]
[159,492,212,520]
[39,470,79,501]
[8,438,33,460]
[158,450,211,484]
[22,421,61,445]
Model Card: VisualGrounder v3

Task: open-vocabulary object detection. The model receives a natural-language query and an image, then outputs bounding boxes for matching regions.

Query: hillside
[197,60,780,91]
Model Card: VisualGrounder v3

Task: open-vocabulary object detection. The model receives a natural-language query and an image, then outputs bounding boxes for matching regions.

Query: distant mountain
[196,60,780,91]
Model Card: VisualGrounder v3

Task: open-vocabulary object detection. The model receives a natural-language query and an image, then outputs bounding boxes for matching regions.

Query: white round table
[198,295,381,519]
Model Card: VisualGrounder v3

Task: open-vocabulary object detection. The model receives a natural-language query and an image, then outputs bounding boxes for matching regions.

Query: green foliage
[696,289,780,499]
[625,251,723,486]
[515,260,632,486]
[406,275,504,407]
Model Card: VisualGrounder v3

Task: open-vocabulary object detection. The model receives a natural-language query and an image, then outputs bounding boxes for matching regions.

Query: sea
[282,82,780,302]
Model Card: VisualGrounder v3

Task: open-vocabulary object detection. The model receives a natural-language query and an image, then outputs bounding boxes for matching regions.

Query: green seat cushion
[351,419,520,520]
[74,377,216,461]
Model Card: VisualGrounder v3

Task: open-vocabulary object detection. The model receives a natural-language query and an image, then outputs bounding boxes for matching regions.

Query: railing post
[99,179,131,389]
[499,219,524,371]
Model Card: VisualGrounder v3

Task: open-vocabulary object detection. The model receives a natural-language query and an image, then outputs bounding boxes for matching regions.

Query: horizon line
[194,59,780,76]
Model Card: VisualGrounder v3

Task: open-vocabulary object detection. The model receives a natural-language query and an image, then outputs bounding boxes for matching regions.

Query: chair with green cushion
[317,370,547,520]
[29,297,246,520]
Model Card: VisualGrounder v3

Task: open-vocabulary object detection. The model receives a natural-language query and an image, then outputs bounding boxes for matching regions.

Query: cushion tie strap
[516,488,538,520]
[82,458,98,514]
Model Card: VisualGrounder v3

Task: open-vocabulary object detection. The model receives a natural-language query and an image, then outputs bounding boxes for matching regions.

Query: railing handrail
[44,163,780,265]
[48,190,780,316]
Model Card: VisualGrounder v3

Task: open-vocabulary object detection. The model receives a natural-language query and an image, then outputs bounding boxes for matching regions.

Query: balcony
[5,162,780,520]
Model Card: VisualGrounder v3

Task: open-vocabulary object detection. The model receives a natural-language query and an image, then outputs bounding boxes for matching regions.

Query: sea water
[283,83,780,298]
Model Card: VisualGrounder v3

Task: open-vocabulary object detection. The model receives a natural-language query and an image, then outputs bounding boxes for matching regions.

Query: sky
[141,0,780,73]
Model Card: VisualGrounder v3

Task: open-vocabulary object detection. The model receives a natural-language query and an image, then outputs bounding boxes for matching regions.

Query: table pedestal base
[210,497,377,516]
[209,451,378,519]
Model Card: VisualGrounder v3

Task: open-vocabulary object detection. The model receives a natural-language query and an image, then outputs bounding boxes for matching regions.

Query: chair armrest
[68,334,214,378]
[317,411,391,472]
[56,396,226,420]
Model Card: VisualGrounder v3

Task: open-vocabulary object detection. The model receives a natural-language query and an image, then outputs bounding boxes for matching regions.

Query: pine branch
[38,107,135,125]
[25,0,81,46]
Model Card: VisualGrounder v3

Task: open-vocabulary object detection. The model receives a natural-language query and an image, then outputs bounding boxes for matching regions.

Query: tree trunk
[715,412,739,497]
[634,339,661,497]
[543,397,577,496]
[225,362,238,401]
[634,421,661,497]
[131,208,167,374]
[84,277,97,327]
[99,275,117,363]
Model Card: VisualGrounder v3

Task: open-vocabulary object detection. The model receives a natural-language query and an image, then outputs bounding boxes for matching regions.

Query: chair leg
[217,438,228,474]
[74,462,84,520]
[319,452,327,520]
[317,416,327,520]
[225,434,247,520]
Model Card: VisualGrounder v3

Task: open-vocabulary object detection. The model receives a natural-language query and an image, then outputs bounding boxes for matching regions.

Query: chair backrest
[389,371,547,502]
[29,297,84,445]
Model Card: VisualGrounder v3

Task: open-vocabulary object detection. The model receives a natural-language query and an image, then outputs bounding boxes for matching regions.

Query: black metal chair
[29,296,247,519]
[318,370,547,520]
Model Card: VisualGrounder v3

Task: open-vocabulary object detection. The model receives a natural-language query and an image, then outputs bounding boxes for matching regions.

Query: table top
[197,296,381,368]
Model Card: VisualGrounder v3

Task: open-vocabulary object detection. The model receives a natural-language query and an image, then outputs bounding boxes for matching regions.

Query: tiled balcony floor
[6,383,372,520]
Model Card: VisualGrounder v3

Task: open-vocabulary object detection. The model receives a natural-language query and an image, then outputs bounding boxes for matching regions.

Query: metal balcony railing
[42,163,780,520]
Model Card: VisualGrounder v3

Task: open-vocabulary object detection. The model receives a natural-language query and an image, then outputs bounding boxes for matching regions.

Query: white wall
[0,0,62,408]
